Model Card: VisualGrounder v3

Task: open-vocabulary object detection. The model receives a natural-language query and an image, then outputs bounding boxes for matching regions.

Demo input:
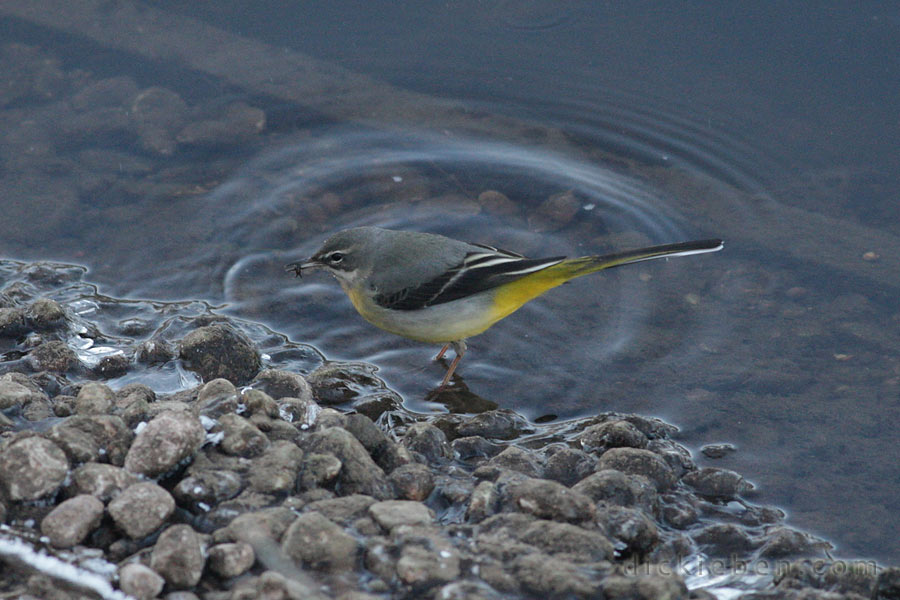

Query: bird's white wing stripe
[501,259,564,276]
[464,256,526,269]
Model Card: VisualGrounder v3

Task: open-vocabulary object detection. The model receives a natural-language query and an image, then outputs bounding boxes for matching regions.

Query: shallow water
[0,1,898,566]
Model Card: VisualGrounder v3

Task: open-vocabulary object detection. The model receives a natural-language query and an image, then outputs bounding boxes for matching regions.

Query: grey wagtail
[286,226,723,388]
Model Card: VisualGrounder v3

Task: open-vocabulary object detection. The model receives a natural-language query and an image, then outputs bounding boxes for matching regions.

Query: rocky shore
[1,262,898,600]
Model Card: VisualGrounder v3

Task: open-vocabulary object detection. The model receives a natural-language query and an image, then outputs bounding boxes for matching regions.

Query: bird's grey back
[354,227,475,294]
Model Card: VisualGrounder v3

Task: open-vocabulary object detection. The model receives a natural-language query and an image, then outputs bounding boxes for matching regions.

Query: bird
[286,226,723,389]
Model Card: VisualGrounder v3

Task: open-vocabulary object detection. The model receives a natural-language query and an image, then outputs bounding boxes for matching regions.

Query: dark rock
[136,337,174,364]
[402,422,453,463]
[544,446,597,486]
[0,436,69,500]
[282,512,359,571]
[369,500,433,531]
[478,189,519,216]
[528,190,582,232]
[661,495,700,529]
[252,369,313,402]
[759,527,830,559]
[692,523,757,556]
[701,443,736,459]
[573,469,659,514]
[389,463,435,501]
[304,494,378,526]
[208,542,255,578]
[306,362,381,406]
[150,524,206,588]
[218,413,270,457]
[247,440,304,493]
[513,552,601,598]
[25,298,66,329]
[93,353,129,378]
[487,446,543,478]
[131,87,188,156]
[298,452,343,490]
[173,469,243,507]
[467,480,499,523]
[193,377,238,418]
[451,436,504,461]
[277,395,322,429]
[28,340,78,372]
[124,410,205,477]
[119,562,165,600]
[518,519,615,562]
[344,413,388,453]
[69,462,140,501]
[875,567,900,600]
[306,426,393,499]
[580,420,649,451]
[108,481,176,539]
[179,324,261,385]
[503,477,595,522]
[683,467,752,499]
[456,409,534,440]
[241,388,279,418]
[596,505,660,557]
[0,307,27,337]
[597,447,677,491]
[0,379,46,409]
[221,506,297,544]
[601,574,689,600]
[176,101,266,146]
[115,382,156,408]
[40,494,104,548]
[74,381,115,415]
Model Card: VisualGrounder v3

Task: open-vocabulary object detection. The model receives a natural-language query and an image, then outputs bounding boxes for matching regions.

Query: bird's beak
[284,259,320,278]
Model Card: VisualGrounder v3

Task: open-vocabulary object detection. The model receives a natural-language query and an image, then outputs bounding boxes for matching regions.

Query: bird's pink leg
[434,343,450,361]
[436,341,466,391]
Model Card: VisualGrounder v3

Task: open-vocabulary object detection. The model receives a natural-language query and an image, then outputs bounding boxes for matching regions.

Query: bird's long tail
[489,238,723,322]
[560,238,724,278]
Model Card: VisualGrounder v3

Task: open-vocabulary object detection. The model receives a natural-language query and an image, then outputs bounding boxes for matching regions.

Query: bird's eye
[328,252,344,264]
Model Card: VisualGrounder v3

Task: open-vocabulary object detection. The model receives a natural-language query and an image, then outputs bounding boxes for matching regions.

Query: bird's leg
[434,343,451,361]
[438,340,466,390]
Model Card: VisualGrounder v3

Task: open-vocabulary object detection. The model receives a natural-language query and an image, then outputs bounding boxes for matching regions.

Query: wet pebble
[543,446,598,486]
[477,189,519,216]
[596,447,677,491]
[683,466,752,499]
[700,443,736,459]
[595,505,660,556]
[601,574,688,600]
[0,379,46,409]
[25,298,66,329]
[305,426,393,499]
[282,511,359,572]
[119,562,165,600]
[369,500,434,531]
[75,381,115,415]
[580,420,649,451]
[40,494,104,548]
[69,462,140,501]
[179,324,261,385]
[389,463,435,501]
[208,541,256,578]
[456,408,534,440]
[252,368,313,402]
[0,307,27,337]
[402,422,453,463]
[124,410,205,477]
[691,523,757,556]
[573,469,659,514]
[176,101,266,146]
[28,340,78,372]
[503,476,596,522]
[150,524,207,588]
[173,469,243,507]
[528,190,582,232]
[218,413,270,457]
[247,440,304,493]
[108,481,176,539]
[0,436,69,500]
[93,353,129,378]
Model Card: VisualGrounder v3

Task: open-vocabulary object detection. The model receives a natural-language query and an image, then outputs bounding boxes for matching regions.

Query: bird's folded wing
[374,250,564,311]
